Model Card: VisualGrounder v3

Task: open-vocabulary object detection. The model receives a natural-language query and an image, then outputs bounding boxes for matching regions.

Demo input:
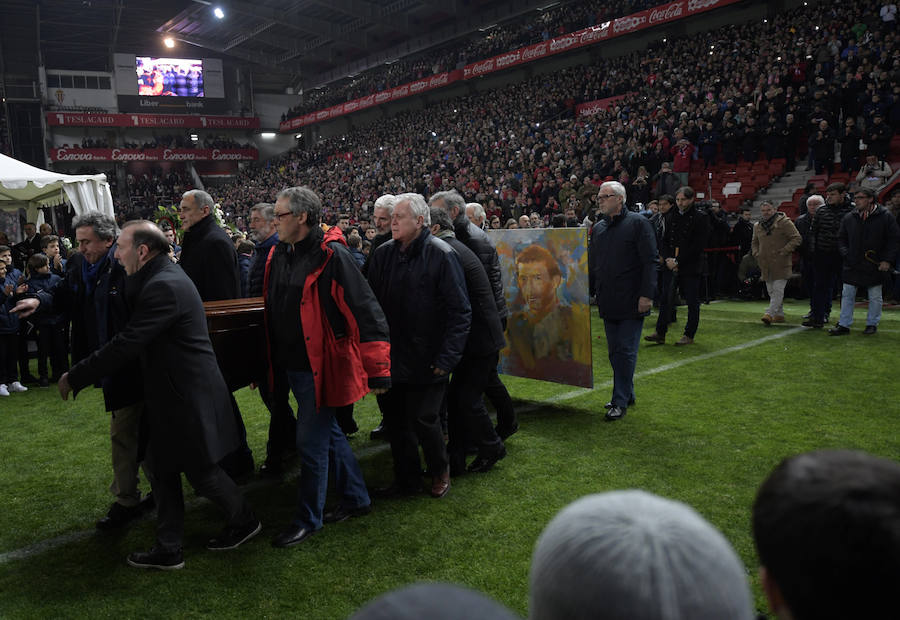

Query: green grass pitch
[0,299,897,618]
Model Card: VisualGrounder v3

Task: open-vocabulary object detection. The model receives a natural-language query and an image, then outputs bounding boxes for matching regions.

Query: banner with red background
[47,112,260,129]
[49,147,259,162]
[279,0,740,132]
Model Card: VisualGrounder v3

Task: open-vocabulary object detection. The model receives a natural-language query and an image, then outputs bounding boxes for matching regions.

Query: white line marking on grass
[0,326,809,565]
[515,326,805,413]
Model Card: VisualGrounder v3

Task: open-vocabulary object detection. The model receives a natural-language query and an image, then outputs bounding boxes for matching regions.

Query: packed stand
[282,0,656,121]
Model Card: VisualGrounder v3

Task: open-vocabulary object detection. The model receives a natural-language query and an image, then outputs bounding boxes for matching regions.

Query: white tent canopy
[0,153,114,223]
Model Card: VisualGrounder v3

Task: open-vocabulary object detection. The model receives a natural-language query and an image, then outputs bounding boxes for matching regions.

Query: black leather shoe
[96,501,144,531]
[828,325,850,336]
[862,325,877,335]
[140,492,156,513]
[271,525,316,548]
[802,319,824,328]
[258,459,283,478]
[495,422,519,440]
[323,503,372,524]
[467,445,507,473]
[604,406,627,421]
[127,547,184,570]
[605,399,635,409]
[369,423,387,441]
[207,518,262,551]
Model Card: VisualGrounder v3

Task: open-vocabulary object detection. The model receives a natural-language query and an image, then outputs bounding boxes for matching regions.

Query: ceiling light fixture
[214,7,225,18]
[164,37,175,48]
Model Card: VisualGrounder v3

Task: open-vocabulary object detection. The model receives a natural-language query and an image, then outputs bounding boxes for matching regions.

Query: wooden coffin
[203,297,266,391]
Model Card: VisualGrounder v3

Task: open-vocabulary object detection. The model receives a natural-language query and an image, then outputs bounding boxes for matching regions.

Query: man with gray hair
[465,202,486,229]
[529,490,754,620]
[590,181,657,421]
[796,194,824,319]
[177,188,254,480]
[63,211,153,530]
[368,193,471,498]
[430,189,517,438]
[247,202,296,477]
[365,193,397,441]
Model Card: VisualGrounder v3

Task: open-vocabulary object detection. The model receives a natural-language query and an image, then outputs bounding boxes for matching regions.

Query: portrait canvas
[489,228,593,388]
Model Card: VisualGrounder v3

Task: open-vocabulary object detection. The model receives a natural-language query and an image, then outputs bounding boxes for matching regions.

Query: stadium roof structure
[1,0,559,94]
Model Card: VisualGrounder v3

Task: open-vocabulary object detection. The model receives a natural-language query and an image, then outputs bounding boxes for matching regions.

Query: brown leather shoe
[644,332,665,344]
[772,315,785,323]
[761,313,772,325]
[430,470,450,498]
[674,335,694,346]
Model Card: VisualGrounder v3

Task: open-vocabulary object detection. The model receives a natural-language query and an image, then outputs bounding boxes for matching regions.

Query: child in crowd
[41,235,67,276]
[24,254,67,386]
[0,261,28,396]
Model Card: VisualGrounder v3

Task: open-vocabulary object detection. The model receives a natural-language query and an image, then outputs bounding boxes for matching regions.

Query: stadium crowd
[1,1,898,613]
[234,0,899,236]
[282,0,656,121]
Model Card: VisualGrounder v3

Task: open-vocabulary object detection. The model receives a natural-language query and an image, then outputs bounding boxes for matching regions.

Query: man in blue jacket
[590,181,658,421]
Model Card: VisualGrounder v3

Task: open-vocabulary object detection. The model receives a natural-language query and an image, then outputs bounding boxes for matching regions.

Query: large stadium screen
[136,57,204,97]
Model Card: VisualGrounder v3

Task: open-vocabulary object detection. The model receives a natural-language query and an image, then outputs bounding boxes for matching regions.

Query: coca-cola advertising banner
[463,0,740,79]
[47,112,260,129]
[279,0,738,132]
[49,147,259,162]
[576,93,633,117]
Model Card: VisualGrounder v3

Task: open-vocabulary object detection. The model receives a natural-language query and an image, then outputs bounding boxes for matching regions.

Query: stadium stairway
[753,165,816,219]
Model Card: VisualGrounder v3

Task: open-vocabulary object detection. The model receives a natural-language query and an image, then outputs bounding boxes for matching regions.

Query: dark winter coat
[368,227,471,384]
[178,214,241,301]
[838,206,900,287]
[67,254,237,475]
[590,209,658,320]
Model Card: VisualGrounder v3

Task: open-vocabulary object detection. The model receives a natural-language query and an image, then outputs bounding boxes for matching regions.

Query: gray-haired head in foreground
[72,211,118,241]
[529,490,753,620]
[183,189,215,211]
[395,193,430,226]
[250,202,275,222]
[374,194,397,215]
[430,189,466,215]
[349,582,519,620]
[466,202,486,221]
[277,186,321,227]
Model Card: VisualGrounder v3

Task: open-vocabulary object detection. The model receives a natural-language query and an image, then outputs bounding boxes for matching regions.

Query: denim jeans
[286,370,370,531]
[838,283,883,328]
[603,317,644,408]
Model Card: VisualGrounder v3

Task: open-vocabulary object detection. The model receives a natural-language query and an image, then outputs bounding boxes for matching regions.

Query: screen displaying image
[136,57,204,97]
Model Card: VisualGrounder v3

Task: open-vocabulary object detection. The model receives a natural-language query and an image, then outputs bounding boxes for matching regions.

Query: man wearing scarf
[829,188,900,336]
[752,201,802,325]
[66,212,150,530]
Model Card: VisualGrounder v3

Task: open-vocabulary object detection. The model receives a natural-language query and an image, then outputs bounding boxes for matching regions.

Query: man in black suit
[59,221,259,570]
[14,222,41,270]
[177,189,253,478]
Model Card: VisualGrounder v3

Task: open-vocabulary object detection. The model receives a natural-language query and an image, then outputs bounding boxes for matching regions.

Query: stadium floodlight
[295,133,302,139]
[190,134,199,141]
[260,132,276,139]
[164,37,175,48]
[214,7,225,18]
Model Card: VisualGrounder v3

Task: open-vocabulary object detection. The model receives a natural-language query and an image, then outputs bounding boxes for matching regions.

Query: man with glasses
[828,188,899,336]
[265,187,390,548]
[590,182,657,421]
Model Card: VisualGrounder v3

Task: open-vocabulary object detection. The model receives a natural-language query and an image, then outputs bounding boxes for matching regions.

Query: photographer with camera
[856,152,893,192]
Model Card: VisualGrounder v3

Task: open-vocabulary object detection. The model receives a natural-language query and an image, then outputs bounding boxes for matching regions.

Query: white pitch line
[0,326,806,566]
[515,326,805,413]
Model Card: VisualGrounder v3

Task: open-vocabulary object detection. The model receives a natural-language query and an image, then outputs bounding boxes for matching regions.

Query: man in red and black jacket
[264,186,390,549]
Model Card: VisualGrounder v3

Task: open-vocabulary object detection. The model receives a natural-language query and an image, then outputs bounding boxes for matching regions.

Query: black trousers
[484,365,516,433]
[34,323,68,380]
[0,333,18,384]
[447,352,503,467]
[259,369,296,460]
[153,463,252,552]
[377,382,448,491]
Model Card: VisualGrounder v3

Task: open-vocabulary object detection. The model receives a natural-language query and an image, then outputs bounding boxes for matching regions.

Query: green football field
[1,299,897,619]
